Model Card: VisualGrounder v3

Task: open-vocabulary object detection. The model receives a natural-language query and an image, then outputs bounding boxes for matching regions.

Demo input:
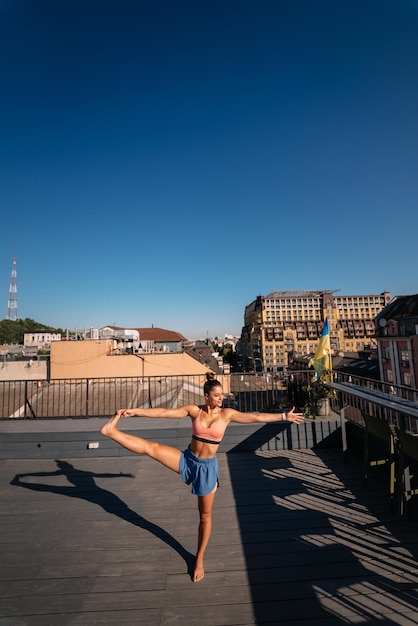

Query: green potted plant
[302,371,336,418]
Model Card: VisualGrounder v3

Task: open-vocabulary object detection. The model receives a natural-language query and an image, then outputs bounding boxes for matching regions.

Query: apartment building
[375,294,418,389]
[240,290,391,371]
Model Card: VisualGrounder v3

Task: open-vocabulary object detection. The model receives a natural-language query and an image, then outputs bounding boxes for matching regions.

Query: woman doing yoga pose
[101,374,304,583]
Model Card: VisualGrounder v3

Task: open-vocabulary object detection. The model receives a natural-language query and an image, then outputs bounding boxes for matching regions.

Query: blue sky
[1,0,417,339]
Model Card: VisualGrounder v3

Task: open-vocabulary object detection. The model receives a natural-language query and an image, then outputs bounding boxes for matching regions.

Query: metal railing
[0,373,291,419]
[0,375,206,419]
[1,372,417,436]
[326,371,418,434]
[332,370,418,404]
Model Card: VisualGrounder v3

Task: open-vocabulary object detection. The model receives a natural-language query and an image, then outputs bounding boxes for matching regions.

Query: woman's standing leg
[194,488,217,583]
[100,413,181,472]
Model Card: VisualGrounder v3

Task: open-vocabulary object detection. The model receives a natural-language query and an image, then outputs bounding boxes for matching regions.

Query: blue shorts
[179,448,219,496]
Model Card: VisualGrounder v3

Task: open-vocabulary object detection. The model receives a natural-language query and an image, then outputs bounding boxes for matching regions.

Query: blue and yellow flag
[309,318,332,381]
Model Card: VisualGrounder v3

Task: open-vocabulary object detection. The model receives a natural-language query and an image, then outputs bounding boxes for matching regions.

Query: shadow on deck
[226,422,418,625]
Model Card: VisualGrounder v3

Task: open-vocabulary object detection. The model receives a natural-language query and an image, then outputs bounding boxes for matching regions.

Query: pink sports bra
[192,408,225,444]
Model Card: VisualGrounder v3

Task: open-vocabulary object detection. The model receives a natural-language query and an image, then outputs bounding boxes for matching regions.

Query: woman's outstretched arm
[115,405,194,419]
[225,406,304,425]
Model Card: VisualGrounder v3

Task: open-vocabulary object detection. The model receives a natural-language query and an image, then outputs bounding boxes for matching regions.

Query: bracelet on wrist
[282,413,287,421]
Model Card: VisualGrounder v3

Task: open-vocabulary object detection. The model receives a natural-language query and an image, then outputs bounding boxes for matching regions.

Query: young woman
[100,375,304,583]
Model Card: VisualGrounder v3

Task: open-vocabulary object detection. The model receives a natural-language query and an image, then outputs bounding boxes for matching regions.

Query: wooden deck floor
[1,448,418,625]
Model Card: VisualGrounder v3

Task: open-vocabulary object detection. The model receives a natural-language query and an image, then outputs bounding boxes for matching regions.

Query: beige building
[50,339,216,380]
[240,290,391,371]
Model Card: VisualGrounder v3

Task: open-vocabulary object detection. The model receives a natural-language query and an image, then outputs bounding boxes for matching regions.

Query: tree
[0,318,64,346]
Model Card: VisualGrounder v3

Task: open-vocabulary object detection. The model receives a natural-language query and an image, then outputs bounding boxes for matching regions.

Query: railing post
[148,377,152,408]
[86,378,90,417]
[340,405,348,460]
[24,381,28,418]
[24,381,36,418]
[337,390,348,460]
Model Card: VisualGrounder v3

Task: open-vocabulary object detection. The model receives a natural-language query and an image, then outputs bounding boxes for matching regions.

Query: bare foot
[193,558,205,583]
[100,412,122,437]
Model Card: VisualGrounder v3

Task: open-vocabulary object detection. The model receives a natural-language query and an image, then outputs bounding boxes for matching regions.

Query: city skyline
[1,278,396,342]
[1,1,417,337]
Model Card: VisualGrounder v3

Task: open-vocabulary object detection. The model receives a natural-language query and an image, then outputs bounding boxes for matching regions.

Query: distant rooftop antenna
[6,254,18,321]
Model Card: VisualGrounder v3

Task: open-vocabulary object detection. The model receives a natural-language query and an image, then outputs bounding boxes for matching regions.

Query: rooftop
[103,326,187,342]
[377,293,418,321]
[1,431,418,624]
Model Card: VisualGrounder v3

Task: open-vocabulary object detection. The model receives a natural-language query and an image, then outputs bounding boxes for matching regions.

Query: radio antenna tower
[6,254,18,321]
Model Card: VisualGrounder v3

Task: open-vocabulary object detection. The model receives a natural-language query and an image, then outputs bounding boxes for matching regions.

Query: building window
[402,372,412,386]
[400,349,409,364]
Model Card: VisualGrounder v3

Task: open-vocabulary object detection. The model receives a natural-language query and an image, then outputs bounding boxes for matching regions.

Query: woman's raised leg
[100,412,181,473]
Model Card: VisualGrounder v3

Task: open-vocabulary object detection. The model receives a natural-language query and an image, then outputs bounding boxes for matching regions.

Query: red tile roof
[104,326,186,342]
[137,328,186,342]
